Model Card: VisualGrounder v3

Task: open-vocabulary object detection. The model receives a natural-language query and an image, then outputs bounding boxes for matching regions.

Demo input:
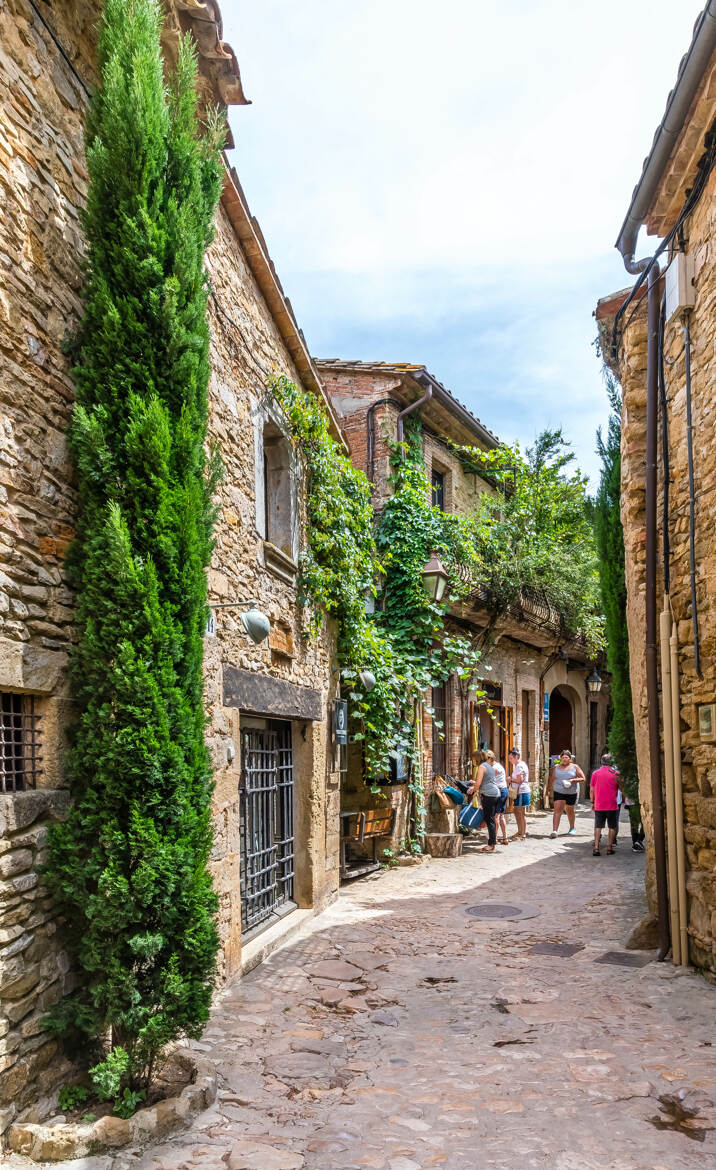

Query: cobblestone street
[11,809,716,1170]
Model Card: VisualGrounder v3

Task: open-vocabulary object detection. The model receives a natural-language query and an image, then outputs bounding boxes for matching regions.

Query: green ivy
[271,382,482,789]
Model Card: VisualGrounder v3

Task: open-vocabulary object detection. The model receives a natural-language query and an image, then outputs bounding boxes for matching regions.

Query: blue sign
[543,692,550,724]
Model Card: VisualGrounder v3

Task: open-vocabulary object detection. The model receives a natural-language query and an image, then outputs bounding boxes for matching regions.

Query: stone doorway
[548,687,573,759]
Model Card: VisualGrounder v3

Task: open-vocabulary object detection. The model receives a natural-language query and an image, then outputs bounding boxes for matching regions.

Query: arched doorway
[549,687,573,761]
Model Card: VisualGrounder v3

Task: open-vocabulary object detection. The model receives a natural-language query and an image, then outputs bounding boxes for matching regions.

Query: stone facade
[596,41,716,973]
[317,362,610,859]
[1,0,340,1131]
[0,791,74,1136]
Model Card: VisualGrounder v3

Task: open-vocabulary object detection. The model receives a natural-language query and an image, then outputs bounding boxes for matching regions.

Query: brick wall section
[0,0,339,1129]
[610,161,716,971]
[318,364,609,842]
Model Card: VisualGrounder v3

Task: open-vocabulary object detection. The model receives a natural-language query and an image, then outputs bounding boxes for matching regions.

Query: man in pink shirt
[590,752,624,856]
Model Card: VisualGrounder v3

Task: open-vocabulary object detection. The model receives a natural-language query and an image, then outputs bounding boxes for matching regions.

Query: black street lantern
[586,666,603,694]
[421,553,449,603]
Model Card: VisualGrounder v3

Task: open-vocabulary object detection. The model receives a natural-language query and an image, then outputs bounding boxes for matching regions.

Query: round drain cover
[465,903,538,921]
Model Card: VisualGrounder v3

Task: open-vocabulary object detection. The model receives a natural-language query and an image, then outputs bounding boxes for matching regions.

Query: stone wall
[0,791,74,1136]
[1,0,340,1131]
[605,163,716,972]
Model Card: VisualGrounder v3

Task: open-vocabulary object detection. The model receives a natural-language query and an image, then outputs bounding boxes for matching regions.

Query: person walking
[624,794,645,852]
[507,748,530,841]
[590,752,624,855]
[474,749,500,853]
[546,749,585,838]
[486,750,509,845]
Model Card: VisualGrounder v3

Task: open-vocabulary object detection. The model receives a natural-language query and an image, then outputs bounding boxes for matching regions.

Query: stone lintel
[0,790,71,837]
[0,639,67,695]
[223,666,323,722]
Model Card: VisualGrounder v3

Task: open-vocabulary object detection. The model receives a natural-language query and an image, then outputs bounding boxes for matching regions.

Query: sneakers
[549,830,558,839]
[567,827,577,836]
[632,841,645,852]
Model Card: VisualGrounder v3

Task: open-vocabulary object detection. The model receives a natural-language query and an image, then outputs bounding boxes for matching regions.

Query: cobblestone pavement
[11,809,716,1169]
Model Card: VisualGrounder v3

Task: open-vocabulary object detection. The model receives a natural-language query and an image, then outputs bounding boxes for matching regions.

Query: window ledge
[263,541,298,585]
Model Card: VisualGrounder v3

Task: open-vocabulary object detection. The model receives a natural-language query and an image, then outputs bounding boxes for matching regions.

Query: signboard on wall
[333,699,348,746]
[543,691,550,725]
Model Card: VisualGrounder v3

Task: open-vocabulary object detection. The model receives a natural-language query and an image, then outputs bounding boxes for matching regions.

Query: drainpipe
[669,625,689,964]
[660,604,681,964]
[621,253,671,962]
[396,384,432,444]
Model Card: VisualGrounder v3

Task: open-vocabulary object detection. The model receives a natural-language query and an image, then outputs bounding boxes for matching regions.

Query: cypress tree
[45,0,225,1101]
[594,379,638,796]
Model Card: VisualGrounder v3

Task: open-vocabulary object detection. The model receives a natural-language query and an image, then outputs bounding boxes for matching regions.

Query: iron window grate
[0,693,42,793]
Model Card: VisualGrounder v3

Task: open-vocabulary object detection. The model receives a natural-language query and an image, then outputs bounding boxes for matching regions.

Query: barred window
[0,693,42,793]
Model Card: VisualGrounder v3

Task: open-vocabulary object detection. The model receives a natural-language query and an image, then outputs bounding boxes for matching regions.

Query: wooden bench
[340,807,396,880]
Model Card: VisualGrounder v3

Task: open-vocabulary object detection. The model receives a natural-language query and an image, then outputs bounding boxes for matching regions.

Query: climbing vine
[271,380,482,784]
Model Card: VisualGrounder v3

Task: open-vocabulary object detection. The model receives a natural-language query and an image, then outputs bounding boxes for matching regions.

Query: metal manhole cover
[594,951,652,968]
[465,903,539,921]
[530,941,584,958]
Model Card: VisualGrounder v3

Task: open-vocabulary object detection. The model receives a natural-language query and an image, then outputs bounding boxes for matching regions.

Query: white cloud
[216,0,700,481]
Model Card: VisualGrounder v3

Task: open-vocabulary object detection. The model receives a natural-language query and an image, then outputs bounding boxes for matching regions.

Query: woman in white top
[507,748,530,841]
[486,750,509,846]
[545,748,586,838]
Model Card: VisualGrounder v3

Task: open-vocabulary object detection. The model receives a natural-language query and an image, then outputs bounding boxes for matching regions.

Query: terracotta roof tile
[315,359,500,446]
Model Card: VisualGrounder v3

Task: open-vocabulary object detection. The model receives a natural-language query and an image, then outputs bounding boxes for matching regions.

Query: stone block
[0,637,67,694]
[0,1056,29,1104]
[91,1114,131,1147]
[0,848,33,879]
[0,789,70,836]
[423,833,463,858]
[697,796,716,830]
[2,968,40,1015]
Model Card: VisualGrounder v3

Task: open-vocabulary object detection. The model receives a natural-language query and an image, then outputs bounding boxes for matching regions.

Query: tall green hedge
[45,0,224,1103]
[594,379,638,796]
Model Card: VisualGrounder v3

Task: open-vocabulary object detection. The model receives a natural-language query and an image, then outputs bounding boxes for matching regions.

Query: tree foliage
[594,380,638,795]
[44,0,225,1106]
[454,429,605,653]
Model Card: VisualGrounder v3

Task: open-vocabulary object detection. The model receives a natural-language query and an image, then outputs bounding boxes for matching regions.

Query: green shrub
[594,379,638,795]
[58,1084,90,1113]
[45,0,224,1093]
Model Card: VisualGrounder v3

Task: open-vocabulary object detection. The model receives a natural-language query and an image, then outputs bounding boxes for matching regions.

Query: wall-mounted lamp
[207,599,271,645]
[586,666,603,695]
[359,670,376,693]
[421,553,449,603]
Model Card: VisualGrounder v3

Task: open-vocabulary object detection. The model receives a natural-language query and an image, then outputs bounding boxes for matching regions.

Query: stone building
[596,5,716,972]
[0,0,342,1129]
[316,361,610,864]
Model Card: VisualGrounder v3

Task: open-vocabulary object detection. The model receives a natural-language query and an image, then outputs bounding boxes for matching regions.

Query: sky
[218,0,700,487]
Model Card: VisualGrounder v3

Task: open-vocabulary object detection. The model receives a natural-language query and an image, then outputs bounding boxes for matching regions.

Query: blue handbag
[458,802,485,829]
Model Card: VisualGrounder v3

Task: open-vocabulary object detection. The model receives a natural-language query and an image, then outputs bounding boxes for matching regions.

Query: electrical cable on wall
[208,281,271,384]
[657,296,671,595]
[612,122,716,362]
[682,319,702,678]
[27,0,91,99]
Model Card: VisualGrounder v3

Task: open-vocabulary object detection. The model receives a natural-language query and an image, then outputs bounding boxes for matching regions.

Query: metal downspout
[396,385,432,445]
[669,625,689,964]
[660,604,681,964]
[622,253,671,961]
